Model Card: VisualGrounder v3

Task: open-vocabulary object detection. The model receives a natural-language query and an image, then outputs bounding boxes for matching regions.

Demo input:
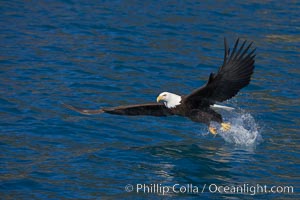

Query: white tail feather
[211,104,235,111]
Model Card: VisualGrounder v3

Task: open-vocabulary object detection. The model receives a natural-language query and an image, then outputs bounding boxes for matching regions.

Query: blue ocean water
[1,1,299,199]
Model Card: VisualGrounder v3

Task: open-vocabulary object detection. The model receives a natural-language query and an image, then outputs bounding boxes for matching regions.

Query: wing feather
[63,103,173,116]
[184,38,255,107]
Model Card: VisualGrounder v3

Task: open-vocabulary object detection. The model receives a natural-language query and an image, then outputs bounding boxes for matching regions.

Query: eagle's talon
[209,126,217,135]
[221,122,231,131]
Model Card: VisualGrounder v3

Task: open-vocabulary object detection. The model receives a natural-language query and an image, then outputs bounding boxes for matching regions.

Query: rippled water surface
[1,1,299,199]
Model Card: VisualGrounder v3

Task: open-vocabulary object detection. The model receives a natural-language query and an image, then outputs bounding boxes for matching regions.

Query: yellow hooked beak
[156,95,164,103]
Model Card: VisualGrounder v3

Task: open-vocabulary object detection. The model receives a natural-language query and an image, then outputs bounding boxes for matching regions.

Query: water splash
[211,110,263,146]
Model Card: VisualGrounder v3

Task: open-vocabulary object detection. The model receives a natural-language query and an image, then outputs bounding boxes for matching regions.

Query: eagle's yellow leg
[209,126,217,135]
[221,122,231,131]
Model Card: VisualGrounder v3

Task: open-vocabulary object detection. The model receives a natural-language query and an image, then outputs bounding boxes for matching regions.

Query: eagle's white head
[156,92,182,108]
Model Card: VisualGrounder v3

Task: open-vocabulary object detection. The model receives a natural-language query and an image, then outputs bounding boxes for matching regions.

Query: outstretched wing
[183,38,255,107]
[63,103,173,116]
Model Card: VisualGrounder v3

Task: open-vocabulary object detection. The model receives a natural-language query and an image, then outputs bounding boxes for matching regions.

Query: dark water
[1,1,299,199]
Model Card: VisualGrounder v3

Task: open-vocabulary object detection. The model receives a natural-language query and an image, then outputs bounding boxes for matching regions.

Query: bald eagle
[64,38,255,135]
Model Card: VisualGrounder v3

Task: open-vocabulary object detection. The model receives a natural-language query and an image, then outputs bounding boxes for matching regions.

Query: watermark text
[124,183,294,196]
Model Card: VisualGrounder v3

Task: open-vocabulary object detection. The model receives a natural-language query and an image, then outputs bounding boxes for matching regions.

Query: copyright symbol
[125,184,134,192]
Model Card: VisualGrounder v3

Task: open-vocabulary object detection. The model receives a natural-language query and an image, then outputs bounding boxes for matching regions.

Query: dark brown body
[168,104,223,125]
